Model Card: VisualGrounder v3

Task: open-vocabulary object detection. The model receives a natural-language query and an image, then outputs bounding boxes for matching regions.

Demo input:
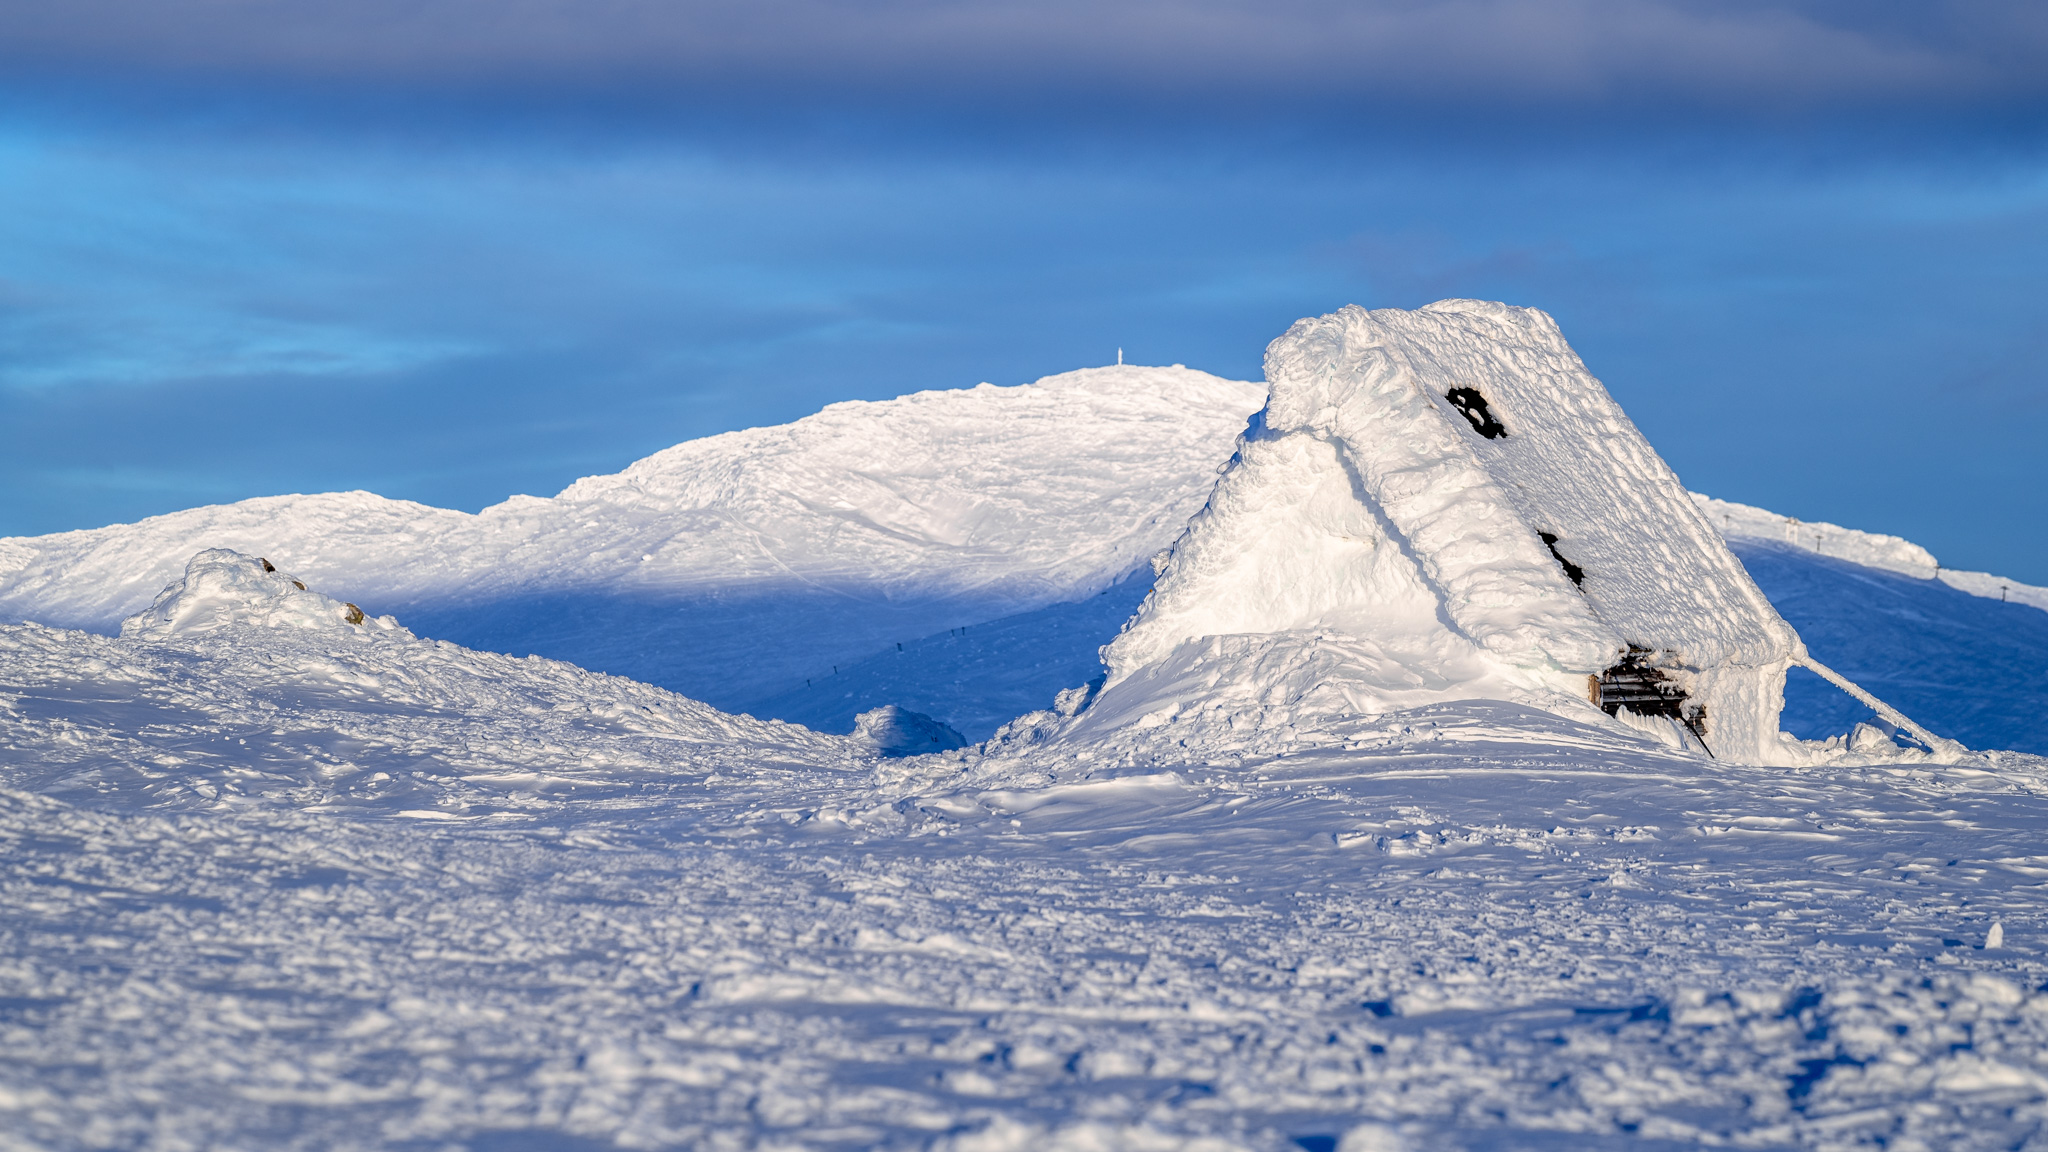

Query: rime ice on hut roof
[1099,300,1949,764]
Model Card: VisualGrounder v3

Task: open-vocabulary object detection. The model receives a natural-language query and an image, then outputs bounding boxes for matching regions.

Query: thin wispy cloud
[4,0,2045,110]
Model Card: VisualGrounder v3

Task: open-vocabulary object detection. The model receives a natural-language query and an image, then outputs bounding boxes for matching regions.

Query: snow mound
[7,492,466,632]
[119,549,406,641]
[2,617,854,820]
[853,704,968,757]
[1086,301,1932,765]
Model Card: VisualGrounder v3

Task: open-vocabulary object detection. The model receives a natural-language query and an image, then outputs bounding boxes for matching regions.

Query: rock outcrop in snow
[120,549,406,641]
[1087,300,1940,764]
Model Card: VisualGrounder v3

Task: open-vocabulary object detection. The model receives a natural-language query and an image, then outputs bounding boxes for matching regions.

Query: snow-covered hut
[1096,300,1946,763]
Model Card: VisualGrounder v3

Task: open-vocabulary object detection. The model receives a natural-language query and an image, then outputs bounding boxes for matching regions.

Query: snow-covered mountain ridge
[0,349,2040,749]
[0,364,1265,715]
[3,371,2036,640]
[0,365,1262,629]
[1696,493,2048,613]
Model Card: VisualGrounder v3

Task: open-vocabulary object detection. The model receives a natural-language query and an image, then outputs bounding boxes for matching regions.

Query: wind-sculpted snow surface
[5,604,2048,1149]
[0,365,1265,719]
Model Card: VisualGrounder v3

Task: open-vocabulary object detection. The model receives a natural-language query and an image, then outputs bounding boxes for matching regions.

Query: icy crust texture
[119,549,405,641]
[1103,300,1802,763]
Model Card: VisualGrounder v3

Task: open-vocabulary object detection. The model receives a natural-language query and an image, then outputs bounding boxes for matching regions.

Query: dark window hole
[1446,386,1506,439]
[1597,648,1712,757]
[1539,531,1586,587]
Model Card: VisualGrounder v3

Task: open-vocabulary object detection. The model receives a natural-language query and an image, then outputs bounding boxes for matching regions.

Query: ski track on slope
[7,620,2048,1150]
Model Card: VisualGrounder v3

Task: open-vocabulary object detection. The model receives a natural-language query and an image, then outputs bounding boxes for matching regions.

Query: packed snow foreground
[3,303,2048,1151]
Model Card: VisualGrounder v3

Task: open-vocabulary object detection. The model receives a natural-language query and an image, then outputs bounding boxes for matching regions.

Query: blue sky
[2,1,2046,581]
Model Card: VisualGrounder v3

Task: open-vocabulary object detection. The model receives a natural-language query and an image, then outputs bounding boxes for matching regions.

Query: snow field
[6,604,2048,1149]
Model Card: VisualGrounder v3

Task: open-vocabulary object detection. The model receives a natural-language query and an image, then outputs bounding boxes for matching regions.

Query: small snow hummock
[119,549,404,640]
[852,704,967,757]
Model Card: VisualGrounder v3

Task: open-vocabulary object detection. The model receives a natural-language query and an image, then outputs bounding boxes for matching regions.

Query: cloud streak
[4,0,2045,111]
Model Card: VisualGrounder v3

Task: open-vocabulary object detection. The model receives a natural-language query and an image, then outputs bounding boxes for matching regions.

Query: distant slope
[1690,494,2048,754]
[1734,540,2048,755]
[753,572,1154,739]
[1695,494,2048,613]
[0,365,1265,714]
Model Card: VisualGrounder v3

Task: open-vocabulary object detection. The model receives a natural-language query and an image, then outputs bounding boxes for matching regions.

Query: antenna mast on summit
[1117,348,1123,365]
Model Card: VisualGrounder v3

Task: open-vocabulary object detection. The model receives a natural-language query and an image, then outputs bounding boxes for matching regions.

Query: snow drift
[1086,300,1946,764]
